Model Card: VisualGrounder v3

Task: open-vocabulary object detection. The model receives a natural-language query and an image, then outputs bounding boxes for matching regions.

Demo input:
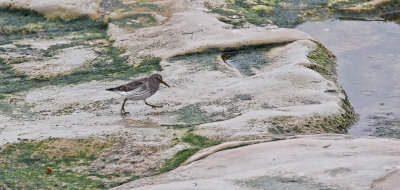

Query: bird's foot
[149,104,162,110]
[121,110,130,115]
[144,100,163,110]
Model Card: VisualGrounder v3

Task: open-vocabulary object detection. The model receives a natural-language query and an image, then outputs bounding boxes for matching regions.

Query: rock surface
[0,0,101,18]
[108,0,311,59]
[0,0,351,144]
[114,135,400,190]
[0,0,395,188]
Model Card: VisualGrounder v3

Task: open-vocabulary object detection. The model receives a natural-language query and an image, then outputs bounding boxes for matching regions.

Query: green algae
[268,103,356,135]
[0,55,161,96]
[306,41,356,133]
[182,133,220,148]
[158,147,200,173]
[0,6,162,101]
[174,104,211,125]
[0,6,107,38]
[158,133,220,174]
[266,41,357,135]
[268,125,285,134]
[0,138,115,189]
[173,102,240,126]
[0,6,45,28]
[307,41,337,81]
[110,14,158,30]
[206,0,400,28]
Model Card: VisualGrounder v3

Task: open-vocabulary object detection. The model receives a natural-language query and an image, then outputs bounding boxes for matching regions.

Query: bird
[106,73,170,115]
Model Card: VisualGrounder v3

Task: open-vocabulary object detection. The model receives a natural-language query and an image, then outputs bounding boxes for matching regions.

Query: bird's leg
[144,99,162,110]
[121,98,129,115]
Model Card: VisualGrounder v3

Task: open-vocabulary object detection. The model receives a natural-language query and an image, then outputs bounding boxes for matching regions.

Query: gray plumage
[106,74,169,114]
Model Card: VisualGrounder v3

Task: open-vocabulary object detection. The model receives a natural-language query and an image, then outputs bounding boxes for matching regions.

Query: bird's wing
[106,78,146,92]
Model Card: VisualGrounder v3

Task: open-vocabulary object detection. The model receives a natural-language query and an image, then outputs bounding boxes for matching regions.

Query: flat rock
[13,46,97,77]
[1,0,351,149]
[114,135,400,190]
[109,0,312,59]
[0,0,100,18]
[0,0,362,186]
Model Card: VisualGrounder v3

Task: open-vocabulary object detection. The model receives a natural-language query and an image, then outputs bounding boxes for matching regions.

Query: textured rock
[114,135,400,190]
[108,0,312,59]
[0,0,351,144]
[0,0,101,18]
[0,0,362,186]
[13,46,97,77]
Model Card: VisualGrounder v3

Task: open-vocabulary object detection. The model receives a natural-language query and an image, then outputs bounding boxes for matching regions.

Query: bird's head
[150,74,170,87]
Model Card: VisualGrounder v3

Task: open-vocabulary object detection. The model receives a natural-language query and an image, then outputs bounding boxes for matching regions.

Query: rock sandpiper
[106,74,170,115]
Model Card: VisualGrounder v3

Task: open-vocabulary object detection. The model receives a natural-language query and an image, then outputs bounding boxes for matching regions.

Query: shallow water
[222,49,271,76]
[296,20,400,137]
[220,44,285,76]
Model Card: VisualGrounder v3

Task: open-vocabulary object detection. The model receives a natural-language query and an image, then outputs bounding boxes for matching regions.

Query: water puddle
[296,20,400,137]
[222,49,271,76]
[221,44,285,76]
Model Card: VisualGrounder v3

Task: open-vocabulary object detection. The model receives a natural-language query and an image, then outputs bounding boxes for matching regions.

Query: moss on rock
[206,0,400,27]
[110,14,158,30]
[157,148,200,174]
[158,133,220,174]
[307,41,337,81]
[266,41,356,135]
[0,6,163,100]
[0,138,115,189]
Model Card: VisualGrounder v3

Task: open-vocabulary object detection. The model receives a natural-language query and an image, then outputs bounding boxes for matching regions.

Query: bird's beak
[161,80,170,87]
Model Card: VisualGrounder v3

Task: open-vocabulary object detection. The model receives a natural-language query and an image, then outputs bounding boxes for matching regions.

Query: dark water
[296,20,400,137]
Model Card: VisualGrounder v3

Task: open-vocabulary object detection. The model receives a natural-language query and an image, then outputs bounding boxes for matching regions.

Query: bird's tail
[106,87,116,91]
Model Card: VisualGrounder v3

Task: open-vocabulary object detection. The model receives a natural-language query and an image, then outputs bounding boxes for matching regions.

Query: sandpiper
[106,74,170,115]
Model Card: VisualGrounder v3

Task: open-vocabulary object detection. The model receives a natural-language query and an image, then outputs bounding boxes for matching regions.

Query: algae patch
[0,6,163,100]
[0,55,162,96]
[206,0,400,27]
[307,41,337,81]
[110,14,158,30]
[157,147,200,174]
[266,41,357,135]
[174,104,212,125]
[182,133,220,148]
[0,137,163,188]
[0,6,107,40]
[158,133,220,174]
[173,102,240,126]
[306,41,356,133]
[268,101,356,135]
[0,138,116,189]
